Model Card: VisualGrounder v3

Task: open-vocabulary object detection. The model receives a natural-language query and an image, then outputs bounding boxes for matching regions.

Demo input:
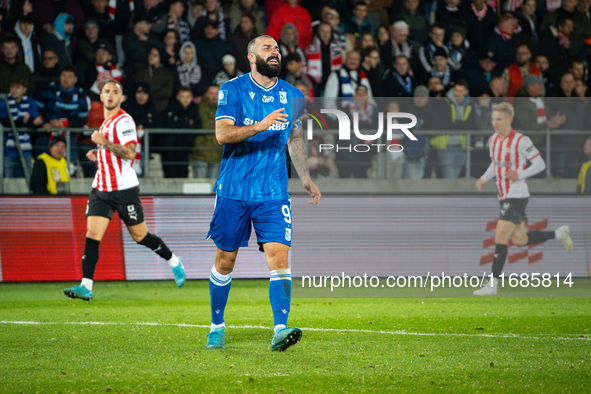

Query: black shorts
[86,186,144,226]
[499,198,528,224]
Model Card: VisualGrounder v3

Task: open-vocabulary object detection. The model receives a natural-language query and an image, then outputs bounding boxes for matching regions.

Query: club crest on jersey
[249,92,255,100]
[280,91,287,104]
[262,95,274,103]
[218,90,227,105]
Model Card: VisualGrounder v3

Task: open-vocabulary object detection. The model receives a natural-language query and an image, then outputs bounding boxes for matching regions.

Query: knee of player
[85,230,102,241]
[217,257,236,273]
[271,250,289,268]
[494,234,510,245]
[512,236,528,247]
[132,233,146,243]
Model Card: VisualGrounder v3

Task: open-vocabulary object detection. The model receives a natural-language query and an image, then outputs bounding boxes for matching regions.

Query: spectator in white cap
[214,53,244,85]
[381,20,412,68]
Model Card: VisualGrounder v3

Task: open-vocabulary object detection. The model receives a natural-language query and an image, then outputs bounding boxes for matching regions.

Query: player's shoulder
[220,73,249,91]
[277,78,304,98]
[514,130,533,145]
[116,111,136,128]
[119,110,135,122]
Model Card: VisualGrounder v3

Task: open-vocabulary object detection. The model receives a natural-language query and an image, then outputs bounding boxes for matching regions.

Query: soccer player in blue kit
[206,35,322,351]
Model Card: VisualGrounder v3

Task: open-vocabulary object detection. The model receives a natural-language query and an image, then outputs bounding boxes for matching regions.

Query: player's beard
[255,54,281,78]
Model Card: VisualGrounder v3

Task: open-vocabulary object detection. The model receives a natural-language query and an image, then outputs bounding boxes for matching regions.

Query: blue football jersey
[214,73,305,202]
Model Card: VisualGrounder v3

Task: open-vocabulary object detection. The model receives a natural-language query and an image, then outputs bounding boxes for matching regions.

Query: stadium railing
[0,125,588,193]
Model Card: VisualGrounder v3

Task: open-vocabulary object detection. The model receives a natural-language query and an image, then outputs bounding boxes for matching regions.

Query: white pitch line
[1,320,588,342]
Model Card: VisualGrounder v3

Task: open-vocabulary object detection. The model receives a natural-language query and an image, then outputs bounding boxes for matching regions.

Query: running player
[63,80,186,301]
[473,102,572,296]
[205,35,321,351]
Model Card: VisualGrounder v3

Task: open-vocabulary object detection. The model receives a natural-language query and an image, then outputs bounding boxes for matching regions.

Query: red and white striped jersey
[488,129,540,200]
[92,109,139,192]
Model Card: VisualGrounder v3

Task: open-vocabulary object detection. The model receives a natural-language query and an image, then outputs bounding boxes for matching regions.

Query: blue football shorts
[207,195,292,252]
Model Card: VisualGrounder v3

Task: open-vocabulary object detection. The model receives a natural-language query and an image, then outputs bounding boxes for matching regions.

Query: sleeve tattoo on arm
[288,117,310,179]
[104,141,136,160]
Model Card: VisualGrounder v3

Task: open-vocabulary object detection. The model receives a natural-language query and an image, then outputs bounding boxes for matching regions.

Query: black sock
[491,244,508,279]
[82,238,100,280]
[526,230,555,246]
[138,232,173,260]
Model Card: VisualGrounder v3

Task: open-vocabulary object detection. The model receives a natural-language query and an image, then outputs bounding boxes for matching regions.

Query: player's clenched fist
[475,179,486,190]
[87,149,98,162]
[91,130,107,145]
[505,169,519,182]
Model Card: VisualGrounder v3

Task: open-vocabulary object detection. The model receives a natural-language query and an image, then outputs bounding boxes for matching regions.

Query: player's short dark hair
[284,52,302,64]
[10,76,28,88]
[61,65,78,75]
[247,35,275,54]
[454,79,469,89]
[177,86,193,95]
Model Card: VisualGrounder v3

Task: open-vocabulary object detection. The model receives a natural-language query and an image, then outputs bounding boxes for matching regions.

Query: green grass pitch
[1,280,590,393]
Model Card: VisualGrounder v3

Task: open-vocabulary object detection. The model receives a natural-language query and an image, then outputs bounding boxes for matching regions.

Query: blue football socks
[209,265,232,326]
[269,269,292,333]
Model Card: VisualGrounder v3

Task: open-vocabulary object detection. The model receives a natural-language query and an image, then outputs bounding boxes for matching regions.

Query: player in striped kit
[63,80,186,301]
[473,102,572,296]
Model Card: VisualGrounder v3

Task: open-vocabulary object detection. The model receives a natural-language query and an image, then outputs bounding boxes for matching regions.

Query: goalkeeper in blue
[205,35,322,351]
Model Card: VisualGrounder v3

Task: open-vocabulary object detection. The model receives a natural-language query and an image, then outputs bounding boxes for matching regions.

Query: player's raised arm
[215,109,289,145]
[288,116,321,205]
[91,130,136,160]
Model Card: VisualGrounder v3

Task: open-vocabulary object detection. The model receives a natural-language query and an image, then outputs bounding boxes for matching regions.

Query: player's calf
[524,226,572,251]
[474,244,506,296]
[138,232,185,287]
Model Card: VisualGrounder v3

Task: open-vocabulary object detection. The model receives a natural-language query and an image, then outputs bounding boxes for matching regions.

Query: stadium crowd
[0,0,590,188]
